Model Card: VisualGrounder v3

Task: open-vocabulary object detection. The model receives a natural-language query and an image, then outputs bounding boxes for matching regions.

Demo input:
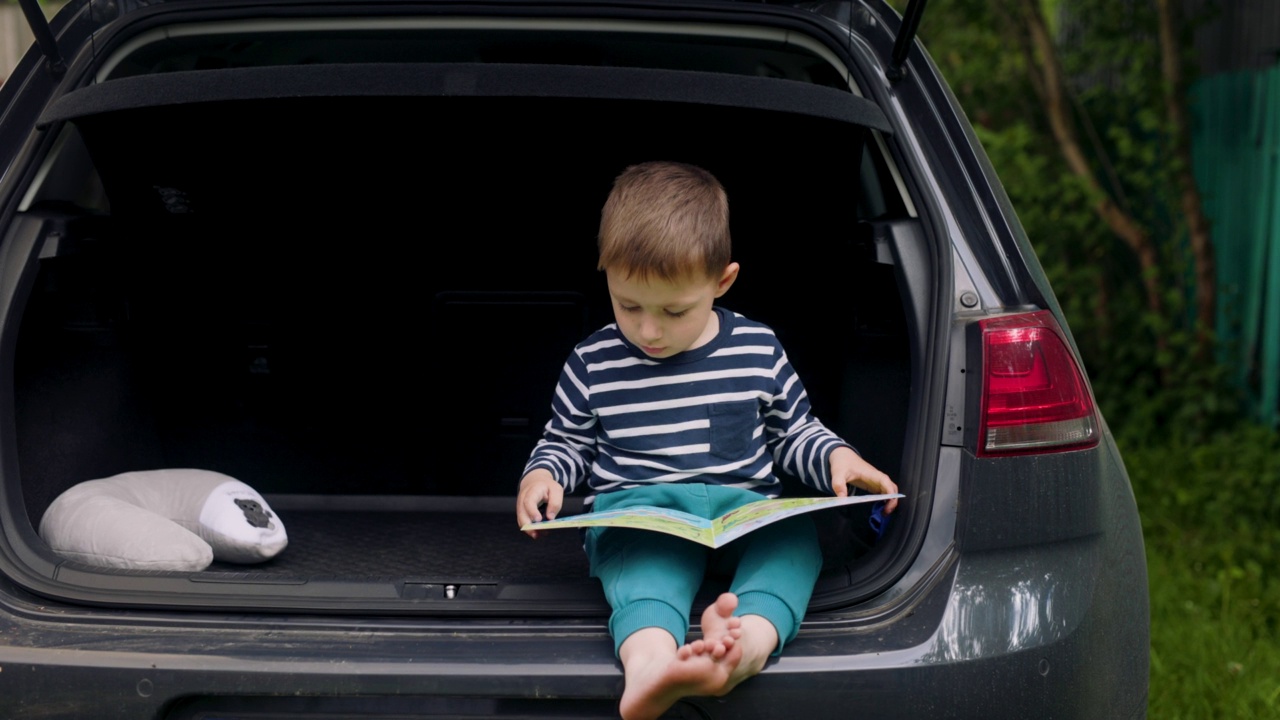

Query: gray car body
[0,1,1148,718]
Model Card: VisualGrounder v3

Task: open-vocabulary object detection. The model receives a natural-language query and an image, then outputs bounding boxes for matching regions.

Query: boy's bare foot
[618,621,742,720]
[681,592,742,660]
[618,593,775,720]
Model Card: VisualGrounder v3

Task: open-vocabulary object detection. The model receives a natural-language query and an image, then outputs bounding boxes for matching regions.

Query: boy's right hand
[516,469,564,539]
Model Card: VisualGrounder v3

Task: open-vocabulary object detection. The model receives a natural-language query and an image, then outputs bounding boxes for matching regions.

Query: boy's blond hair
[597,161,730,282]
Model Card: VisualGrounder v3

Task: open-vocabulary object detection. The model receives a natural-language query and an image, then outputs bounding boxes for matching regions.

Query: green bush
[900,0,1246,446]
[889,0,1279,714]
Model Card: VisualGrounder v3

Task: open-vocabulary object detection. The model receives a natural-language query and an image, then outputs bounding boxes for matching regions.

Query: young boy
[515,161,897,720]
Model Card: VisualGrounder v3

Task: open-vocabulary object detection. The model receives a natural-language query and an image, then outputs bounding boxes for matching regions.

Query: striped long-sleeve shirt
[523,307,852,500]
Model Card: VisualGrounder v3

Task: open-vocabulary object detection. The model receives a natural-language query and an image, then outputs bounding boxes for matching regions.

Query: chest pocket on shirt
[708,401,759,460]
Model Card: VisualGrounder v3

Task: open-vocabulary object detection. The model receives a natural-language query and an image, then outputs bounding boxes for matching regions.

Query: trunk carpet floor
[205,509,591,581]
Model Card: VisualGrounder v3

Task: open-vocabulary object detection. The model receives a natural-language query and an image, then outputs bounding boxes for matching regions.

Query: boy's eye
[665,309,689,318]
[620,305,641,313]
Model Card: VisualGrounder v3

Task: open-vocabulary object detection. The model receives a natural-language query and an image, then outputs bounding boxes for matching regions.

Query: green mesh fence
[1192,67,1280,428]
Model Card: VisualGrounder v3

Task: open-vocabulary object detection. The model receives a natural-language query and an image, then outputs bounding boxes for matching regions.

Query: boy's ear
[714,262,740,298]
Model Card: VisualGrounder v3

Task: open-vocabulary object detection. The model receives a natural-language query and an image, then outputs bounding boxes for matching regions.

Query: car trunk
[2,14,923,614]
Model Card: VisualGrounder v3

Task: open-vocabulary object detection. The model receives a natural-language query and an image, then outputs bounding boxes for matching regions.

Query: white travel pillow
[39,469,288,571]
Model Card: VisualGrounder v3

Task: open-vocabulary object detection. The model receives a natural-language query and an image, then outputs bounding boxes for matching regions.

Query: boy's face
[605,263,739,359]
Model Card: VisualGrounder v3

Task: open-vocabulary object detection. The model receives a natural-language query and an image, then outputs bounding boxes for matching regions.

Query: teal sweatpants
[584,484,823,657]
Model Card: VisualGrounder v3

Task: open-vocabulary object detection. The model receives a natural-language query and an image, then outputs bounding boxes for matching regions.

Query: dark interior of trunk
[10,95,911,602]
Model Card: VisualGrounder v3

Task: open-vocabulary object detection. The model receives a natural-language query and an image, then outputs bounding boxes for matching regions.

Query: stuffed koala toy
[39,469,288,571]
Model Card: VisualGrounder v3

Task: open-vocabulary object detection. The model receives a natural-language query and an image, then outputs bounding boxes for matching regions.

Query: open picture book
[522,493,904,548]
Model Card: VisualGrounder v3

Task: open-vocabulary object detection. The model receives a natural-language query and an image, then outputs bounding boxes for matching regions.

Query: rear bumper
[0,528,1148,720]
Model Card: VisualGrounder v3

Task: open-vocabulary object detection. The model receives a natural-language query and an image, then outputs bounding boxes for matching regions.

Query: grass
[1123,424,1280,719]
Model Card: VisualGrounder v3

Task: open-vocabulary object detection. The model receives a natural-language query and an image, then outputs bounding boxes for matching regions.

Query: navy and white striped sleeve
[522,348,597,493]
[762,347,854,494]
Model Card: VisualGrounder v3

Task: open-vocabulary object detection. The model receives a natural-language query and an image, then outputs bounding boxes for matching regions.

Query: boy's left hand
[829,446,898,514]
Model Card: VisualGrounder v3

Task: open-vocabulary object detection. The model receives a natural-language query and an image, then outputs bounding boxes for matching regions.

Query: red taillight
[977,311,1100,456]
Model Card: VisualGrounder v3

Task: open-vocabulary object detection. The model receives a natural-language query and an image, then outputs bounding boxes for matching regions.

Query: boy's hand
[829,446,899,514]
[516,469,565,539]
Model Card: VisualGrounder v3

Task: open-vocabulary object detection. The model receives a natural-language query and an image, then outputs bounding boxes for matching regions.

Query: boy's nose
[638,316,662,341]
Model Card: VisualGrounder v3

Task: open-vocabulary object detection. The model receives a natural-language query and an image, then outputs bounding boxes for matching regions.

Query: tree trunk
[1157,0,1216,355]
[1014,0,1167,347]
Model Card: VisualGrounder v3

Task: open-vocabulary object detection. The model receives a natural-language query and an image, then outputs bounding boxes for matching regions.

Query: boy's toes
[698,592,741,646]
[712,593,739,618]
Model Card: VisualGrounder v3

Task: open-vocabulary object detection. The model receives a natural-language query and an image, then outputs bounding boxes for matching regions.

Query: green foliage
[1125,426,1280,718]
[888,3,1274,708]
[898,0,1239,444]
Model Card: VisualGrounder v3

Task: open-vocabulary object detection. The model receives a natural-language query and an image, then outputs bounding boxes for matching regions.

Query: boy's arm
[516,350,597,535]
[516,469,565,539]
[522,349,598,489]
[764,347,893,505]
[828,446,898,514]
